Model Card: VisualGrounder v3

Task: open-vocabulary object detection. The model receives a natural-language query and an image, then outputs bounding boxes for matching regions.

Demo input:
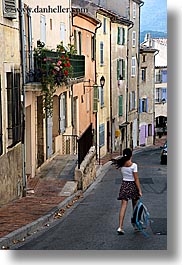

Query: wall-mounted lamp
[161,98,166,105]
[100,76,105,87]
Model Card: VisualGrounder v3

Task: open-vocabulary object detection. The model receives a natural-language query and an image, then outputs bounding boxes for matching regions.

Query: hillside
[140,31,167,43]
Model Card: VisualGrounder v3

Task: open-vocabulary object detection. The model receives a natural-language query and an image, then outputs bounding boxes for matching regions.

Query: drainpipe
[94,15,102,160]
[137,1,144,146]
[19,0,26,197]
[109,20,113,153]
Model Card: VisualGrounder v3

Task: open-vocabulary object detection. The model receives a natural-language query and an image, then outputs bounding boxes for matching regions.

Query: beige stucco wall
[96,13,111,157]
[0,4,23,205]
[26,0,70,50]
[127,0,140,148]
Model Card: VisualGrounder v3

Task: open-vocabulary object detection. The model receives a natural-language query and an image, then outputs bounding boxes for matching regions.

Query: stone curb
[0,190,82,249]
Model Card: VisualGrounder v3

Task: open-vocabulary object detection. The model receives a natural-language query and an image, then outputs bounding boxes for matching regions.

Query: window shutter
[145,125,148,138]
[129,92,132,111]
[3,0,17,19]
[119,96,123,116]
[117,27,121,44]
[93,85,98,112]
[99,124,105,147]
[117,59,119,80]
[122,59,126,80]
[122,28,125,44]
[162,70,167,83]
[162,88,167,101]
[139,99,142,113]
[100,42,104,65]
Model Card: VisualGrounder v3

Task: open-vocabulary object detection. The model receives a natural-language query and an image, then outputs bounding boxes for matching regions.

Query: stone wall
[74,146,96,191]
[0,144,23,206]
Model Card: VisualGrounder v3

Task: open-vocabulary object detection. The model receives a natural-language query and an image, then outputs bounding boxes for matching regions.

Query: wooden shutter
[3,0,17,19]
[122,28,125,45]
[119,96,123,116]
[122,59,126,80]
[117,27,121,44]
[93,85,98,112]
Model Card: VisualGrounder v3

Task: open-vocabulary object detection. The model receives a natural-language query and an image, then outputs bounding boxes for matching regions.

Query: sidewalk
[0,154,79,249]
[0,136,166,249]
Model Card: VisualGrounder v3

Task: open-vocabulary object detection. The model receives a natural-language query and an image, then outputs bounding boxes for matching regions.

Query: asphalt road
[15,147,167,250]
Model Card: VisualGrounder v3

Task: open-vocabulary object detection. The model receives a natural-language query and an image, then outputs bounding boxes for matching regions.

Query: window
[0,75,2,155]
[129,91,136,111]
[103,17,107,34]
[74,30,82,55]
[131,57,136,76]
[117,27,125,45]
[3,0,17,19]
[133,2,136,18]
[155,88,167,103]
[6,72,21,148]
[141,68,146,81]
[142,54,146,62]
[148,124,153,136]
[117,59,126,80]
[155,69,162,83]
[100,41,104,65]
[59,93,67,133]
[132,31,136,47]
[118,95,123,116]
[99,124,105,147]
[139,98,148,112]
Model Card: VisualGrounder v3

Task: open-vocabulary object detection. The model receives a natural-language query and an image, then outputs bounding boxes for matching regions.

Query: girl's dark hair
[112,148,132,168]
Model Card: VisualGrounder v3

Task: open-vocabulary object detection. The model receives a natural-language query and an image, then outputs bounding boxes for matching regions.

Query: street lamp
[100,75,105,87]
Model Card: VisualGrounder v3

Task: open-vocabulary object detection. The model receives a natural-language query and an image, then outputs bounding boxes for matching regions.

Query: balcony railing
[26,50,85,83]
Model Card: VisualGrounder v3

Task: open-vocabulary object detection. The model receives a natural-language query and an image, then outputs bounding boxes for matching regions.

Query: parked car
[160,141,167,164]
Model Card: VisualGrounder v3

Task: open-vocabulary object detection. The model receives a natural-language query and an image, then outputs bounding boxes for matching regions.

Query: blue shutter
[162,70,167,83]
[162,88,167,101]
[139,99,142,113]
[99,124,105,147]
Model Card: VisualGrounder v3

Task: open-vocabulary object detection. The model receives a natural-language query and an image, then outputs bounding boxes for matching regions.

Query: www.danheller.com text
[4,5,88,14]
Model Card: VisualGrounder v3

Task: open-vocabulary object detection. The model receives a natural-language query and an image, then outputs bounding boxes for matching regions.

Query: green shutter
[117,27,121,44]
[117,59,119,80]
[122,28,125,45]
[122,59,126,80]
[93,85,98,112]
[119,95,123,116]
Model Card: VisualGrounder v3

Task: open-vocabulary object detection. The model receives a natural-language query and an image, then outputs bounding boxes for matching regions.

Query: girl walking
[113,148,142,235]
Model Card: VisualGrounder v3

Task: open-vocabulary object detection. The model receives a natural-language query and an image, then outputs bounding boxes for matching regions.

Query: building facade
[0,0,23,205]
[139,46,157,146]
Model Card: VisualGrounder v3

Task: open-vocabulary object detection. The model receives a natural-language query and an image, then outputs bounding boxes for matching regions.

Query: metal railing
[77,124,93,169]
[62,135,78,155]
[26,51,85,83]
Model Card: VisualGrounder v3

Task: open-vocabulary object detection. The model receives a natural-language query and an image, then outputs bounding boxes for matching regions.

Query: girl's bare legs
[132,198,138,210]
[119,200,128,229]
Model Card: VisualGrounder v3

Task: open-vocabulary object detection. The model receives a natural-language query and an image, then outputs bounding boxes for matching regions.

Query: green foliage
[34,41,75,116]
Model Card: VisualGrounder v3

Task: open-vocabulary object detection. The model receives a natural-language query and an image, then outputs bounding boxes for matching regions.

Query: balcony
[26,50,85,84]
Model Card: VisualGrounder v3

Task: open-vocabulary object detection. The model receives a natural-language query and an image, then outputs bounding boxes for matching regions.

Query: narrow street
[14,146,167,250]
